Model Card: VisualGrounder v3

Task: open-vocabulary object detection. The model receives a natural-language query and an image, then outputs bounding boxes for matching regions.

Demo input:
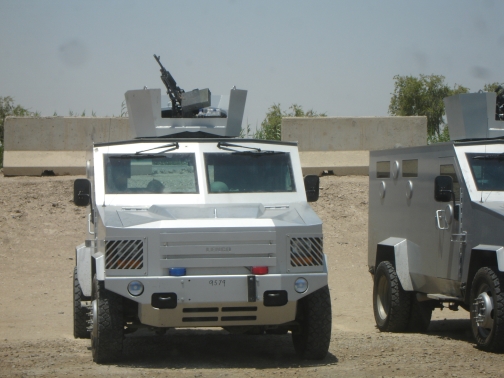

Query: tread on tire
[91,275,124,363]
[373,261,411,332]
[292,285,332,360]
[73,266,91,339]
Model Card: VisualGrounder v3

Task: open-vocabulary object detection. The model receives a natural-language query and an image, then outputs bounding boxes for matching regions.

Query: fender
[471,245,504,272]
[92,252,105,281]
[376,237,417,291]
[75,243,92,297]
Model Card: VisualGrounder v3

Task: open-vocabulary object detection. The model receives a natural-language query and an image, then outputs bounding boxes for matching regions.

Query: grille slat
[106,239,144,270]
[290,237,323,267]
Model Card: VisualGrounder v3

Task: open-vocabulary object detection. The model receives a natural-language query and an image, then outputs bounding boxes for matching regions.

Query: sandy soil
[0,174,503,377]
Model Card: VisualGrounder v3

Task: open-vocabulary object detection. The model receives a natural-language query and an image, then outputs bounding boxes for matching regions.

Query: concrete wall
[3,117,132,176]
[3,115,427,176]
[282,116,427,151]
[282,116,427,176]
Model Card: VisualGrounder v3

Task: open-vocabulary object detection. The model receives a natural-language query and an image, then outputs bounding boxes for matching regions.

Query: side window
[440,164,460,201]
[402,159,418,178]
[376,161,390,178]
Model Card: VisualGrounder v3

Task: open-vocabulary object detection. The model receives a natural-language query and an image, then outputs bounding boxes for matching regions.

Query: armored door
[435,157,462,281]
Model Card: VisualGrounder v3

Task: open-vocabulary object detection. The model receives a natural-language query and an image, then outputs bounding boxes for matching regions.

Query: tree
[388,75,469,140]
[252,104,326,141]
[483,82,504,93]
[0,96,33,168]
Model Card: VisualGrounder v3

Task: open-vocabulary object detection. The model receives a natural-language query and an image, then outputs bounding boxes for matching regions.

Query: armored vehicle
[368,89,504,351]
[72,57,331,363]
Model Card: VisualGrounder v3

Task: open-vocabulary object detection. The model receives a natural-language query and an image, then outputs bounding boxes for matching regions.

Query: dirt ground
[1,174,503,377]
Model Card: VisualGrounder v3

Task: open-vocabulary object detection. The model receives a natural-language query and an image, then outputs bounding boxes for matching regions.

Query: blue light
[169,267,186,276]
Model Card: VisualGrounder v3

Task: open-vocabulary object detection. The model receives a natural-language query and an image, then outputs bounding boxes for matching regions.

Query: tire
[73,266,91,339]
[292,285,332,360]
[373,261,411,332]
[407,295,433,333]
[91,275,124,363]
[470,267,504,352]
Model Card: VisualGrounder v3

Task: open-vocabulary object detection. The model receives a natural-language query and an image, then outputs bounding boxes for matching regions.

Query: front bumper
[105,273,328,327]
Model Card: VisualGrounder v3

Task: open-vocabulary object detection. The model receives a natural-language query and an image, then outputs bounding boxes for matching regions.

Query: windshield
[204,152,295,193]
[104,153,198,194]
[467,153,504,191]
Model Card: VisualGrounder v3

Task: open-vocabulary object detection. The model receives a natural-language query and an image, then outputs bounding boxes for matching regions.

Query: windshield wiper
[112,154,166,160]
[472,153,504,160]
[217,141,286,155]
[231,150,286,156]
[217,142,261,152]
[135,142,179,155]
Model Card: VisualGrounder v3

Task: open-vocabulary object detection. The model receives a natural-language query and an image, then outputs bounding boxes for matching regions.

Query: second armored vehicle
[368,89,504,352]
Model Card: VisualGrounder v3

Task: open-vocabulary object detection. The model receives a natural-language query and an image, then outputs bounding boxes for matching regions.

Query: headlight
[128,280,144,296]
[294,277,308,293]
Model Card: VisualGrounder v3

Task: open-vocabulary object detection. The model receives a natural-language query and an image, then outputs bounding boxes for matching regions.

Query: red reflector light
[251,266,268,275]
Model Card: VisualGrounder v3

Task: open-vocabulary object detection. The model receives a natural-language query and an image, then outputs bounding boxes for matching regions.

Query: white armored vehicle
[72,57,331,363]
[368,89,504,351]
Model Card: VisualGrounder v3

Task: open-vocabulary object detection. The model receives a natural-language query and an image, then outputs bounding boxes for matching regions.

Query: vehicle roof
[453,137,504,147]
[94,138,298,148]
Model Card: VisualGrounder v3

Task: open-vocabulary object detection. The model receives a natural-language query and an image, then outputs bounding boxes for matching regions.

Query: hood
[101,203,320,228]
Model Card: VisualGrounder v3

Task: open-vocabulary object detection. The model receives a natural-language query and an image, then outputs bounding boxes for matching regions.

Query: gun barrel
[153,54,164,69]
[153,54,184,116]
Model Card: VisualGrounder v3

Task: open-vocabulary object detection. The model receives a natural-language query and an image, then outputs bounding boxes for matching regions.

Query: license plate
[208,279,226,287]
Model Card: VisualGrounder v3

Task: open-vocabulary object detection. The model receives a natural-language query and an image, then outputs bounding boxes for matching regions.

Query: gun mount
[125,55,247,138]
[444,91,504,140]
[154,55,212,118]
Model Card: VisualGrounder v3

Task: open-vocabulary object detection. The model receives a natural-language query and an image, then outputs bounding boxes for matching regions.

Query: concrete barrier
[3,117,132,176]
[282,116,427,176]
[3,115,427,176]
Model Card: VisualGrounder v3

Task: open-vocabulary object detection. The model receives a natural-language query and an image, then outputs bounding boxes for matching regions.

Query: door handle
[436,210,449,230]
[88,213,95,235]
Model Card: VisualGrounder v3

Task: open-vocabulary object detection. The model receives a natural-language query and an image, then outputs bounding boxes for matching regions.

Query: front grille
[105,239,144,270]
[221,316,257,321]
[179,306,258,323]
[183,308,219,313]
[290,237,323,267]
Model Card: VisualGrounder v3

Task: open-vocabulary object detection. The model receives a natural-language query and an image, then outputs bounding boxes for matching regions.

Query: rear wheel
[470,267,504,352]
[91,275,124,363]
[407,295,433,333]
[73,267,90,339]
[292,285,332,360]
[373,261,411,332]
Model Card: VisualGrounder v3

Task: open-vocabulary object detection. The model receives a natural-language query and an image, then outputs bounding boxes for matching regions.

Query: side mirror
[304,175,320,202]
[434,175,453,202]
[74,179,91,207]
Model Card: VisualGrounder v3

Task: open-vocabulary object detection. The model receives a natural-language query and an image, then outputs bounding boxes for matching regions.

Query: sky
[1,0,503,130]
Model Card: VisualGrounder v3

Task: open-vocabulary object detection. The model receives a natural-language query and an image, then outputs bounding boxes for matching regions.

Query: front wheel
[91,275,124,363]
[73,267,91,339]
[292,285,332,360]
[373,261,411,332]
[470,267,504,352]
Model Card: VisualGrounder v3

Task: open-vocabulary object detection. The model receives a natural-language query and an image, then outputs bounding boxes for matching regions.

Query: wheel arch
[76,243,92,298]
[466,245,504,303]
[374,237,415,291]
[92,252,106,283]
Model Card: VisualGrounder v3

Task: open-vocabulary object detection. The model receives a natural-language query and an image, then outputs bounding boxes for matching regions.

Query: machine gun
[154,54,184,117]
[154,54,211,118]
